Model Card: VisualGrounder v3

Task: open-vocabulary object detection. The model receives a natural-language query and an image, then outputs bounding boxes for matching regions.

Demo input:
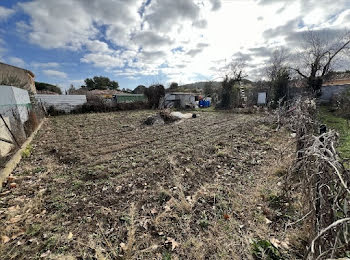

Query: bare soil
[0,110,301,259]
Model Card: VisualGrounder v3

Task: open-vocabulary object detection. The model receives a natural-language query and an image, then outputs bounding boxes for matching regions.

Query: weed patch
[252,239,282,260]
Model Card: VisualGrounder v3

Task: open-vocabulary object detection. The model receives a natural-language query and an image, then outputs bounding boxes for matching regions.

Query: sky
[0,0,349,91]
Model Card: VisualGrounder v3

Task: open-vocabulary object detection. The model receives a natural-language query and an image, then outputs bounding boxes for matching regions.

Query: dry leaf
[7,176,16,182]
[165,237,179,251]
[11,231,25,240]
[265,217,272,224]
[8,205,20,212]
[120,242,127,252]
[67,232,73,240]
[40,250,51,258]
[9,215,22,224]
[1,235,10,244]
[9,183,17,189]
[0,191,11,196]
[270,238,282,249]
[281,241,290,249]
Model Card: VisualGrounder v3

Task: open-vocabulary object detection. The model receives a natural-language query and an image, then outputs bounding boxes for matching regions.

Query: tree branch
[291,67,308,79]
[322,38,350,76]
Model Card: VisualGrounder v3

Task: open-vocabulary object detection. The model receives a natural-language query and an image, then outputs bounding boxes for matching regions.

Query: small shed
[164,92,197,109]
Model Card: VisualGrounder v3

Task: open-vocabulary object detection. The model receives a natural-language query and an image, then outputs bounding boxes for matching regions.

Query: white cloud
[86,40,112,54]
[31,62,60,69]
[70,79,85,87]
[14,0,350,84]
[18,0,97,50]
[0,6,15,20]
[43,70,67,78]
[209,0,222,11]
[81,52,124,68]
[8,57,26,68]
[17,0,142,50]
[143,0,200,32]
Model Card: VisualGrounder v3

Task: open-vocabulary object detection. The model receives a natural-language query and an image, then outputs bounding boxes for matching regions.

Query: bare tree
[220,58,247,82]
[266,48,289,82]
[218,59,247,108]
[266,49,290,103]
[292,29,350,93]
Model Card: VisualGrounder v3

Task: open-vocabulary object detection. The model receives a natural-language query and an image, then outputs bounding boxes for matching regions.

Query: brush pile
[278,97,350,259]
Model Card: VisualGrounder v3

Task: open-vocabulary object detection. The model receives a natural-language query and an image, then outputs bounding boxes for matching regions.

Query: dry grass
[0,110,300,259]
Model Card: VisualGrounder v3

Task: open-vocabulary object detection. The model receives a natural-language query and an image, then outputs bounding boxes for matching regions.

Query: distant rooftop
[323,71,350,86]
[167,92,198,95]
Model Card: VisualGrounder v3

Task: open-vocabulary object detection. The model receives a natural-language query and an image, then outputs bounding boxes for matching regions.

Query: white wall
[35,94,87,112]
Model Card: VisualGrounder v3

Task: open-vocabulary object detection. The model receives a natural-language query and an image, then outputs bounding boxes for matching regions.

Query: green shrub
[252,239,282,260]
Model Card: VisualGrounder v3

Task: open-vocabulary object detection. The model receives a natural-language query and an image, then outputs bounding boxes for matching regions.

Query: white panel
[257,92,267,104]
[35,95,87,112]
[0,86,30,123]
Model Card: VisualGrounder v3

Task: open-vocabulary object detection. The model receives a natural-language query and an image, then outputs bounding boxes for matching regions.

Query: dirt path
[0,111,297,259]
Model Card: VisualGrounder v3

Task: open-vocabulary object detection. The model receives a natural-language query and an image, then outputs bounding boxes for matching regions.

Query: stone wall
[0,62,36,94]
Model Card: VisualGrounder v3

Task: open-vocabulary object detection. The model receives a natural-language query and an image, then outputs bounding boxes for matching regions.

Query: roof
[88,89,123,95]
[323,79,350,86]
[167,92,197,95]
[0,62,35,78]
[323,72,350,86]
[115,93,144,96]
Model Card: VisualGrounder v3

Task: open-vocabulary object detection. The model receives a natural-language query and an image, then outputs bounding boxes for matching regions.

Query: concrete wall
[35,94,87,112]
[320,84,350,103]
[0,63,36,93]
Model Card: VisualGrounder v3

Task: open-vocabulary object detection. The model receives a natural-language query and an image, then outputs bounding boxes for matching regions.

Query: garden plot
[0,110,298,259]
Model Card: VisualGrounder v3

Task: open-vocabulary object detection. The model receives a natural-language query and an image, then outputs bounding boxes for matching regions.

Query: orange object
[9,183,17,189]
[224,214,230,220]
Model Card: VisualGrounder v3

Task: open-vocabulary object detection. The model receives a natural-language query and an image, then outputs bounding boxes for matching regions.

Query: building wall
[164,93,196,108]
[320,84,350,103]
[178,94,195,108]
[35,94,87,112]
[0,63,36,93]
